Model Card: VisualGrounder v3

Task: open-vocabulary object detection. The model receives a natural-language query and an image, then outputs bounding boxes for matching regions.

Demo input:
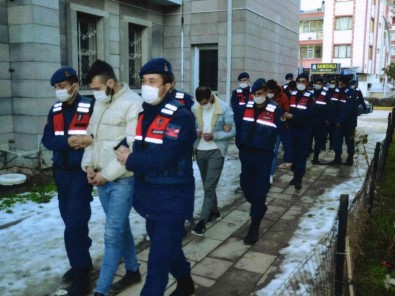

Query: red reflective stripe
[53,113,64,135]
[53,110,90,136]
[237,92,253,105]
[177,98,185,105]
[136,113,174,144]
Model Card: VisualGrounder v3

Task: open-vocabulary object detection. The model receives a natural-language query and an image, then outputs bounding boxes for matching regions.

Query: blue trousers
[54,169,93,269]
[333,126,355,156]
[289,127,312,182]
[312,120,328,155]
[95,176,139,295]
[239,149,272,221]
[141,218,191,296]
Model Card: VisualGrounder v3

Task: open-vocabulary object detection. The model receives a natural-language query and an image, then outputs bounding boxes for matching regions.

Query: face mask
[350,85,356,89]
[93,90,111,103]
[266,93,275,99]
[55,88,72,102]
[239,82,248,89]
[314,84,322,90]
[141,85,163,105]
[297,83,306,91]
[201,102,212,110]
[328,84,336,89]
[253,96,265,104]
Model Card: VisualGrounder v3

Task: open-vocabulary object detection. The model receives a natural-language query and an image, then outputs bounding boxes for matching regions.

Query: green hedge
[365,98,395,107]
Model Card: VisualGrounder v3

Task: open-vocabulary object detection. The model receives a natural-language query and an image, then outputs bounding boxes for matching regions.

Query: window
[300,20,323,33]
[369,46,373,60]
[299,45,322,59]
[77,12,98,89]
[193,45,218,91]
[335,17,353,30]
[334,45,351,58]
[370,19,374,32]
[128,24,143,89]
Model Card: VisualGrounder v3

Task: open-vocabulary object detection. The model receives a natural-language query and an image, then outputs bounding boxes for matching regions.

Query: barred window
[77,12,98,89]
[129,24,143,89]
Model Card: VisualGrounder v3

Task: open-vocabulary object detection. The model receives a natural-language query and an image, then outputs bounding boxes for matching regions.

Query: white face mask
[141,85,163,105]
[93,90,111,103]
[297,83,306,91]
[313,84,322,90]
[55,88,73,102]
[328,84,336,89]
[350,85,356,89]
[239,82,248,89]
[201,102,212,110]
[266,93,275,99]
[253,96,265,104]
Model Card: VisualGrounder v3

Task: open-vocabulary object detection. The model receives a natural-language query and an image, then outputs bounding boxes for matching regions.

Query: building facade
[0,0,299,169]
[299,0,392,95]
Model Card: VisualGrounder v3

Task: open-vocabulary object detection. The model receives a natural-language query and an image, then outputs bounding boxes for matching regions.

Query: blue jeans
[95,176,139,295]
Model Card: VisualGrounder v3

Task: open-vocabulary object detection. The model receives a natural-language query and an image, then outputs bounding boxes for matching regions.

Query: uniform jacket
[192,95,236,157]
[336,87,357,130]
[125,94,196,220]
[170,89,194,111]
[81,83,143,181]
[230,86,253,123]
[313,89,331,123]
[42,94,94,170]
[326,88,340,123]
[287,90,314,128]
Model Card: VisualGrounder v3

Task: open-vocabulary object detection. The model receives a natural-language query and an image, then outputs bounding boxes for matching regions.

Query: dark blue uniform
[235,100,290,222]
[125,94,196,295]
[333,87,357,163]
[170,89,194,111]
[312,89,331,162]
[326,87,340,149]
[231,86,253,146]
[41,94,94,270]
[287,89,314,184]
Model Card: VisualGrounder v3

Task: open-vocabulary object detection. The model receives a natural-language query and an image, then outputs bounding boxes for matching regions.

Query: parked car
[358,100,373,115]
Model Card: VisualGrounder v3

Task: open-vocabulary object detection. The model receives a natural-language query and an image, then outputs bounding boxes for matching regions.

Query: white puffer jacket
[81,83,143,181]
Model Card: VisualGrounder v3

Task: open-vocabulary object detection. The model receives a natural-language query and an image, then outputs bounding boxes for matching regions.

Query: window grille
[129,24,143,89]
[77,12,98,90]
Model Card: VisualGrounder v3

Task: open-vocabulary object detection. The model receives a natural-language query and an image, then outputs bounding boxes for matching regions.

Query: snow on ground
[0,150,241,296]
[258,110,391,295]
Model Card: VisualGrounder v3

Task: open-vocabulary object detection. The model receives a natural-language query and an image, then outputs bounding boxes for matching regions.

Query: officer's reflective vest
[236,88,253,106]
[174,92,186,106]
[315,90,327,105]
[52,98,91,136]
[289,91,311,110]
[242,101,276,128]
[135,103,179,144]
[330,88,340,103]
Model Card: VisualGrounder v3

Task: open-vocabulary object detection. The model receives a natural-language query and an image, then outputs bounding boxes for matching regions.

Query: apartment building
[299,0,392,95]
[0,0,299,168]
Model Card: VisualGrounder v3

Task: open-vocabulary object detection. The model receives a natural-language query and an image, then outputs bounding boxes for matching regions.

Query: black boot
[329,154,342,165]
[244,218,261,245]
[344,154,354,166]
[311,153,320,164]
[67,269,90,296]
[169,274,195,296]
[110,267,142,293]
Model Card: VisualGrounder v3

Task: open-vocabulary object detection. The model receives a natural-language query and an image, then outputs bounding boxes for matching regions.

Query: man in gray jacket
[191,86,236,236]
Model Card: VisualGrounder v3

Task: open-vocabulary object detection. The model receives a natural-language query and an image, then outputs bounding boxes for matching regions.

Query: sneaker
[169,274,195,296]
[207,210,221,223]
[191,220,206,236]
[110,268,142,293]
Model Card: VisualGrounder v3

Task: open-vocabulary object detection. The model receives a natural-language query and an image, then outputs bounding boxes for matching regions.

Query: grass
[353,133,395,295]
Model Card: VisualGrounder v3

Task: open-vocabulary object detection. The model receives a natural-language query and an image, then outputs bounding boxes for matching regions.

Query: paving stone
[192,257,233,279]
[195,267,261,296]
[205,220,245,240]
[210,237,250,262]
[238,201,250,212]
[264,230,294,243]
[183,237,223,261]
[190,274,216,288]
[264,205,288,221]
[221,209,250,225]
[250,239,288,256]
[256,264,279,286]
[235,251,277,274]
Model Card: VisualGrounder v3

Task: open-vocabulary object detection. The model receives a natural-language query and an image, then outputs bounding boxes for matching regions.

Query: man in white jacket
[81,60,143,296]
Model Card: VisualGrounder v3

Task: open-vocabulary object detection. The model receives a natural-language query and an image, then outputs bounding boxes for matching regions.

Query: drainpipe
[225,0,232,104]
[180,0,184,90]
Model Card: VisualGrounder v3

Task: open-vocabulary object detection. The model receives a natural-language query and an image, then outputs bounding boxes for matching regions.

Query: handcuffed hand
[115,145,131,165]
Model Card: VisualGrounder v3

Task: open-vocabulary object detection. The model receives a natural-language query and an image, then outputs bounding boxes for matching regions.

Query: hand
[223,124,232,132]
[67,136,79,148]
[196,129,202,138]
[203,133,213,141]
[115,145,131,165]
[91,172,107,186]
[68,135,93,149]
[86,166,96,184]
[279,162,293,169]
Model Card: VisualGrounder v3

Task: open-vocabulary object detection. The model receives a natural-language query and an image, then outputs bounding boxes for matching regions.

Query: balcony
[148,0,181,6]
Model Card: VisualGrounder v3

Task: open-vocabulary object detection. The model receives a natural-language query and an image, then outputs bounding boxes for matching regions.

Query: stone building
[0,0,299,169]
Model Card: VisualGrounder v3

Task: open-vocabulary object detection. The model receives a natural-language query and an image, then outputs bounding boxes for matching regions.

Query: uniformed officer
[282,73,294,91]
[311,77,331,164]
[116,58,196,296]
[42,67,95,296]
[169,77,194,111]
[350,79,367,118]
[230,72,253,134]
[329,75,357,166]
[282,73,314,190]
[326,76,340,150]
[234,78,291,245]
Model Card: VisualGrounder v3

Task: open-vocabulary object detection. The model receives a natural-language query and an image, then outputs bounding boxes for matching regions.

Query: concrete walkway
[104,144,357,296]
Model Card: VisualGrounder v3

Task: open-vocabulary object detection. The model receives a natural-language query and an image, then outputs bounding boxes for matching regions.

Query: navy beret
[296,73,309,81]
[338,75,351,83]
[328,76,337,82]
[251,78,267,93]
[350,79,357,85]
[314,77,324,83]
[238,72,249,80]
[50,67,77,86]
[140,58,173,78]
[285,73,294,80]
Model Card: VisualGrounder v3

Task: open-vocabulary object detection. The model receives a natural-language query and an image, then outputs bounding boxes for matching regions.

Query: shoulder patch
[164,123,181,140]
[236,89,243,93]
